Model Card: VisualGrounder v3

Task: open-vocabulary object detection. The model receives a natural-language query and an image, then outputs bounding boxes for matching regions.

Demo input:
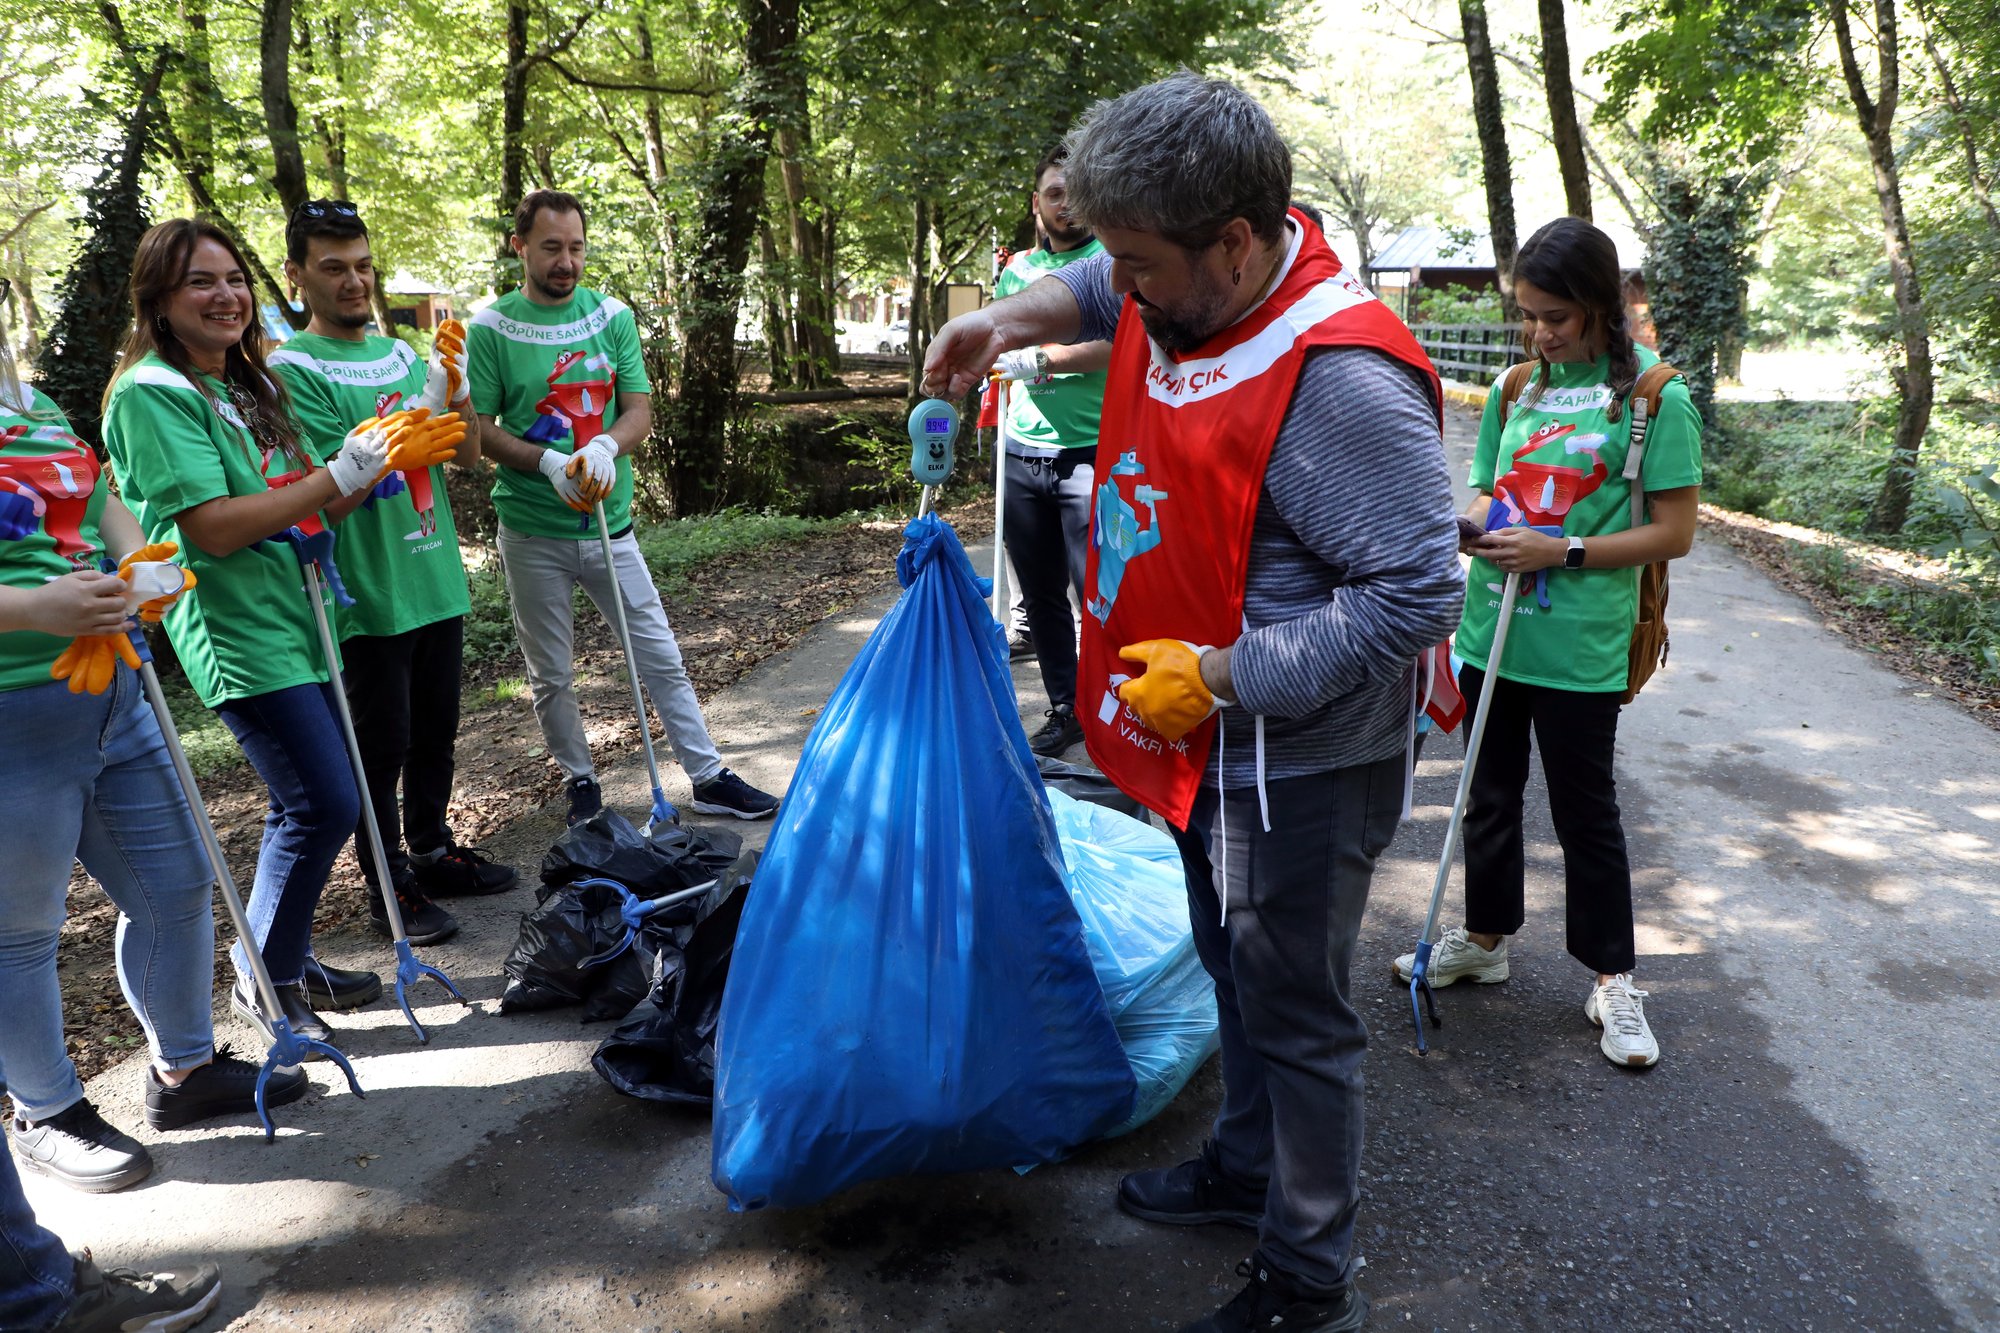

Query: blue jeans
[0,671,216,1123]
[0,1079,73,1332]
[213,682,360,986]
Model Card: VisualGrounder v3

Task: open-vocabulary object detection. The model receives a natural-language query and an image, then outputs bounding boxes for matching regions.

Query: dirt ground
[48,495,992,1091]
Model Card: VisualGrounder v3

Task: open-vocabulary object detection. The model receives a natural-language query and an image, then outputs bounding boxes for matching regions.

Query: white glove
[413,343,468,414]
[538,447,590,511]
[326,421,391,495]
[568,434,619,503]
[994,348,1044,382]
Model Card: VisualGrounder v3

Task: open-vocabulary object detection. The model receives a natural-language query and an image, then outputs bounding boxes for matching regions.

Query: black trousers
[1458,663,1636,975]
[341,616,465,890]
[1001,449,1094,709]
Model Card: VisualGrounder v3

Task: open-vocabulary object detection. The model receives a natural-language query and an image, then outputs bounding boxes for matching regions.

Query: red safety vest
[1078,211,1441,826]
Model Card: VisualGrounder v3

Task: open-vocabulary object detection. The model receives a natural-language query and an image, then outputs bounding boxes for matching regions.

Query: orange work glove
[50,633,142,695]
[383,410,466,474]
[414,320,470,413]
[1115,639,1222,742]
[118,542,197,623]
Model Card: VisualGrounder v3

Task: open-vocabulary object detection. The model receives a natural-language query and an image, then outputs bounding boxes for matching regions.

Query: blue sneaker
[691,768,779,820]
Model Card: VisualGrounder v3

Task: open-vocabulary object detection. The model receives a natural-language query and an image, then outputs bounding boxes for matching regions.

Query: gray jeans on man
[1170,755,1406,1292]
[496,524,723,787]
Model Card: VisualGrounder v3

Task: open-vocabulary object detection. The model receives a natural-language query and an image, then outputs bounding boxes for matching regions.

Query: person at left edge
[465,188,780,826]
[270,200,517,993]
[101,219,380,1052]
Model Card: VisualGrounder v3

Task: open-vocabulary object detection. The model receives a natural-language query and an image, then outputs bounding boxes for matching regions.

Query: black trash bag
[592,855,754,1105]
[498,877,634,1014]
[540,809,740,897]
[1036,754,1145,819]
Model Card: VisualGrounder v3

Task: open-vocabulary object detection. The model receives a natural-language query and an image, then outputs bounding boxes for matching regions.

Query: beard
[1040,214,1092,250]
[530,269,578,301]
[1133,264,1232,355]
[328,306,371,330]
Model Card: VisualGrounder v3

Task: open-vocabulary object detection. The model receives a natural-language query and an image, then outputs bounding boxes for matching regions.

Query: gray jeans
[496,524,723,787]
[1170,756,1406,1292]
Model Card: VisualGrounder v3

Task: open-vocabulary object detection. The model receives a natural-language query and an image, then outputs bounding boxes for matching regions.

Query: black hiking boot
[1180,1258,1368,1333]
[1117,1139,1264,1230]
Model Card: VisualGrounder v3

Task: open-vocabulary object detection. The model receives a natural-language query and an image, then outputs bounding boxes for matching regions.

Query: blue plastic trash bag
[1047,789,1219,1137]
[711,515,1136,1211]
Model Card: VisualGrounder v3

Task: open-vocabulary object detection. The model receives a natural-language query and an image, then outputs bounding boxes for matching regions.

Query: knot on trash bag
[897,512,993,598]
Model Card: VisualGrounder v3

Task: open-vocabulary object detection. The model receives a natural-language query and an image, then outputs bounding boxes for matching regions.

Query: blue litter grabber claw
[292,544,469,1041]
[573,875,718,970]
[131,635,363,1139]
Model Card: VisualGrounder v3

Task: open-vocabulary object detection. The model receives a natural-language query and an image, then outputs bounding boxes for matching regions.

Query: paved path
[18,407,1998,1331]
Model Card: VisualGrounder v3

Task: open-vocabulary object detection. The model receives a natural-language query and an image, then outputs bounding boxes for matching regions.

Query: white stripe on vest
[1140,269,1378,410]
[470,295,630,347]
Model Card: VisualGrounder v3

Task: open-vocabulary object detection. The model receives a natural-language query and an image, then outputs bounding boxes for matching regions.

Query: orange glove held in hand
[117,541,197,624]
[51,633,142,695]
[1115,639,1221,742]
[384,410,466,474]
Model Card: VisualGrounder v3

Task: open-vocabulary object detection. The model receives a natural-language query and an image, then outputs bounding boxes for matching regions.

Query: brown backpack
[1498,360,1681,704]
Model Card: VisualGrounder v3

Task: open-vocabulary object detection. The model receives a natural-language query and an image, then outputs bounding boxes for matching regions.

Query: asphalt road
[19,406,1997,1332]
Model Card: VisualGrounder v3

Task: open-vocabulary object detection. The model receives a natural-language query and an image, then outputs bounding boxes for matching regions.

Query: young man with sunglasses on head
[464,189,778,826]
[267,200,518,1004]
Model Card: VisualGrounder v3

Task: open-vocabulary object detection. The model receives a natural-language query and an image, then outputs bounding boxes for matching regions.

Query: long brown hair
[104,219,308,469]
[1512,216,1640,422]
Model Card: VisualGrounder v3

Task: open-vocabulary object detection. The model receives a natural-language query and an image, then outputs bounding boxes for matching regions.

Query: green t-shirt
[1456,345,1703,693]
[466,287,650,539]
[0,388,111,693]
[102,354,336,706]
[270,332,472,641]
[994,241,1108,452]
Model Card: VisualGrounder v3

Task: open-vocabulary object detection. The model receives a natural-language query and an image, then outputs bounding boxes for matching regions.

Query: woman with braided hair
[1394,216,1704,1068]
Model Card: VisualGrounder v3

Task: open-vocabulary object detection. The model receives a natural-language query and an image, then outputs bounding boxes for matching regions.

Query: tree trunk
[778,121,835,389]
[178,0,215,203]
[1829,0,1934,534]
[1536,0,1592,220]
[759,220,795,390]
[8,264,42,359]
[670,0,800,515]
[497,0,530,288]
[907,196,930,398]
[1460,0,1519,318]
[258,0,310,329]
[1910,0,2000,231]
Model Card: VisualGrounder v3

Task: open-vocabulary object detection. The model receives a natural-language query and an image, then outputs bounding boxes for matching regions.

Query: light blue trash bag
[1047,790,1220,1137]
[710,515,1136,1211]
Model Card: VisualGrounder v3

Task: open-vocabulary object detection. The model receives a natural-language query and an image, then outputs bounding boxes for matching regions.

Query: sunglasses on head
[293,199,358,223]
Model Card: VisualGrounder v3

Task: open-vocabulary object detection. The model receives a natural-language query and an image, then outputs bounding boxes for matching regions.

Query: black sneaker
[565,775,603,827]
[1118,1139,1265,1230]
[1008,629,1035,661]
[691,768,780,820]
[1181,1258,1369,1333]
[8,1100,152,1194]
[410,841,519,897]
[54,1249,222,1333]
[1028,704,1084,758]
[145,1047,308,1131]
[301,955,383,1011]
[370,879,459,945]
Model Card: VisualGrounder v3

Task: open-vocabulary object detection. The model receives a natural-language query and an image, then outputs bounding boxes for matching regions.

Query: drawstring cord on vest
[1214,707,1274,929]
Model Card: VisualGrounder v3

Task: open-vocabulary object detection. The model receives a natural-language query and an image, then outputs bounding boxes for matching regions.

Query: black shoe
[1181,1259,1369,1333]
[370,879,459,945]
[410,841,519,897]
[145,1047,307,1131]
[230,977,333,1053]
[1028,704,1084,758]
[53,1250,222,1333]
[565,775,603,827]
[1008,629,1036,661]
[301,955,383,1011]
[1118,1139,1265,1230]
[691,768,780,820]
[8,1100,152,1194]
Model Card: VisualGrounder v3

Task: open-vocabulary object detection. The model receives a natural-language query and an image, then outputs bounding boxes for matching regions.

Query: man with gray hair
[924,72,1462,1332]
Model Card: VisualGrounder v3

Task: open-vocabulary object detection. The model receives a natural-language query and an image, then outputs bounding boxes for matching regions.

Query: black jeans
[1458,663,1635,975]
[341,616,465,890]
[1001,449,1094,709]
[1171,757,1405,1293]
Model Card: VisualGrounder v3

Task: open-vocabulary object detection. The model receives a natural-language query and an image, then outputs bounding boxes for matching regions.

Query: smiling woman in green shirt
[1394,217,1703,1071]
[101,219,394,1051]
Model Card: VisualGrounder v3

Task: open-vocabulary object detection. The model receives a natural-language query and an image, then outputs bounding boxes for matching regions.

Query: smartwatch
[1564,536,1586,570]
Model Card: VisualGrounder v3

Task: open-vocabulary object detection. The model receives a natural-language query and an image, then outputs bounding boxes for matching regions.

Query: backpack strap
[1623,362,1680,526]
[1498,362,1536,422]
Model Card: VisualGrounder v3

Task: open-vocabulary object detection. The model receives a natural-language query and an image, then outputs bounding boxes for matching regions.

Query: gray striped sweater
[1053,252,1465,788]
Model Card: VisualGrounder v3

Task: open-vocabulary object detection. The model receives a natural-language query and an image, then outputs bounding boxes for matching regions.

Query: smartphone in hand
[1455,515,1485,544]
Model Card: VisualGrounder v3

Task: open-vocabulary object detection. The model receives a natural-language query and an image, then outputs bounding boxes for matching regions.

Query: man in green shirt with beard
[268,202,518,1008]
[466,190,777,826]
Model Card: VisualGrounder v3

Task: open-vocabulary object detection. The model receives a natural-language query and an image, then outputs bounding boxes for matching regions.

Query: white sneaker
[1586,974,1660,1067]
[1392,926,1510,986]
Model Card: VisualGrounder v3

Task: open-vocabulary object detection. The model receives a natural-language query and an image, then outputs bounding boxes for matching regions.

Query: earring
[1231,268,1241,286]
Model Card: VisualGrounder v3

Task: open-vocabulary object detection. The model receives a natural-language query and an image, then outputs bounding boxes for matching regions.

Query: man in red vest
[924,73,1463,1333]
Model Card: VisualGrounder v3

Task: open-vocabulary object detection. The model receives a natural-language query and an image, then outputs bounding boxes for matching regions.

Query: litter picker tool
[118,562,364,1139]
[908,398,959,521]
[989,376,1009,622]
[573,874,719,970]
[1407,567,1521,1055]
[590,500,677,833]
[289,533,469,1041]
